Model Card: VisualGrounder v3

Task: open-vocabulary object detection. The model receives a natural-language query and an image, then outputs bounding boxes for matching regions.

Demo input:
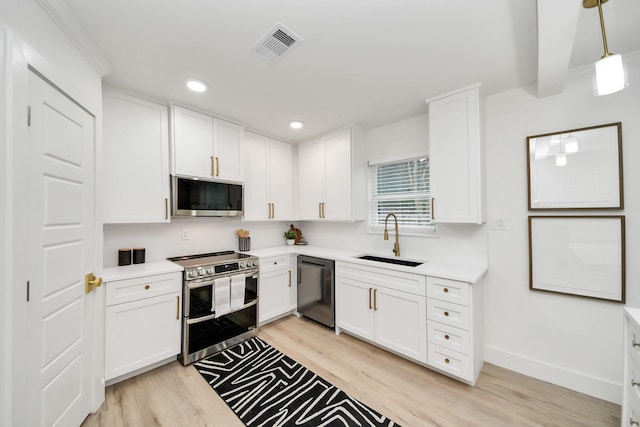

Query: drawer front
[628,316,640,369]
[427,320,470,355]
[106,272,181,306]
[627,374,640,427]
[427,276,470,306]
[336,262,426,296]
[259,255,290,274]
[427,298,470,330]
[428,343,472,381]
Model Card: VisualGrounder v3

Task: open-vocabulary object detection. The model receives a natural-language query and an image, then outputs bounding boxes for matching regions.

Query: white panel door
[323,130,352,220]
[27,71,96,427]
[297,139,325,220]
[242,132,270,220]
[172,105,214,178]
[268,138,293,220]
[335,277,375,341]
[214,119,243,182]
[259,270,290,324]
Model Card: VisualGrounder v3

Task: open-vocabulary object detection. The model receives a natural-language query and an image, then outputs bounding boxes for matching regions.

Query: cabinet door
[243,132,270,220]
[336,277,375,341]
[105,292,181,380]
[103,91,170,223]
[298,139,325,220]
[214,119,243,182]
[259,269,291,324]
[428,86,483,223]
[323,130,353,220]
[374,286,427,363]
[269,139,293,220]
[172,105,214,178]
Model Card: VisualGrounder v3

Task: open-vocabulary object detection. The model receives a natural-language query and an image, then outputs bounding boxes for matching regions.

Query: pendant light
[584,0,628,96]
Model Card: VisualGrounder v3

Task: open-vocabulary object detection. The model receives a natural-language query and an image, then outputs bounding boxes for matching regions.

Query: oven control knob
[239,261,246,269]
[197,267,205,276]
[188,270,196,278]
[252,260,258,267]
[206,267,214,275]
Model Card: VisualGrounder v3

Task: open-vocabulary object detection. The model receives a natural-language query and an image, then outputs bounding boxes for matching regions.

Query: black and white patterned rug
[195,336,399,427]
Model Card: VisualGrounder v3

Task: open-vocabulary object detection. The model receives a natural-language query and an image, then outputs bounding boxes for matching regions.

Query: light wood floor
[83,315,621,426]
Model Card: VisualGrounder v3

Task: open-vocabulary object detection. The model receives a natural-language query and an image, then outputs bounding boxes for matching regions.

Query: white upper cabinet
[103,90,170,223]
[171,105,243,182]
[243,132,293,221]
[298,127,366,221]
[427,84,485,224]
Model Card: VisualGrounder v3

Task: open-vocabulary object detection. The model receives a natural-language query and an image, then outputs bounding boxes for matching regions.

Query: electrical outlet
[489,217,507,230]
[181,229,189,240]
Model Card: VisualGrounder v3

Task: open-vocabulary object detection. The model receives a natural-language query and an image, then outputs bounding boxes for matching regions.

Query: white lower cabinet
[623,308,640,427]
[336,262,427,364]
[258,255,295,325]
[105,272,181,382]
[426,276,483,385]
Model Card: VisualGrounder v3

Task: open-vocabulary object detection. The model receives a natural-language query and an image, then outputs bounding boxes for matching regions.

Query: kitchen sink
[355,254,423,267]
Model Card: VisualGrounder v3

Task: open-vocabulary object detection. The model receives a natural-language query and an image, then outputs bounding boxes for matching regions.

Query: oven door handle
[186,313,218,325]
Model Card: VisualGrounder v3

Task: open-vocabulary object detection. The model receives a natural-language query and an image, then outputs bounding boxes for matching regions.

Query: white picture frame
[528,216,625,303]
[527,122,623,210]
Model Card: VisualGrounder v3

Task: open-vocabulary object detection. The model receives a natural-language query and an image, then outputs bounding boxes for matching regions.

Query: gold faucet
[383,213,400,257]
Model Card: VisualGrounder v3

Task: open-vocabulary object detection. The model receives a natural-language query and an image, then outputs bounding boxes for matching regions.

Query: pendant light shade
[595,54,628,95]
[584,0,629,96]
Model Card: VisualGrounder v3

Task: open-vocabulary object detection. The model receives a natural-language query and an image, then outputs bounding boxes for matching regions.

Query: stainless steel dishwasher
[297,255,335,329]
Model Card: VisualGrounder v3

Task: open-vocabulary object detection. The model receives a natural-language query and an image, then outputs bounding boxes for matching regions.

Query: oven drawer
[106,272,181,306]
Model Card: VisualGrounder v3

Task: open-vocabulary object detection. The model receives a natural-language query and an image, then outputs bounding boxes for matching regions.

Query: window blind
[369,157,432,229]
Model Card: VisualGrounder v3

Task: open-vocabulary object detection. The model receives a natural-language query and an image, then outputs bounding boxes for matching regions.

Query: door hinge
[27,106,31,127]
[26,281,30,302]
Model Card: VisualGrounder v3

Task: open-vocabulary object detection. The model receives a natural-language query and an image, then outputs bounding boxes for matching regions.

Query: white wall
[0,1,104,425]
[484,52,640,404]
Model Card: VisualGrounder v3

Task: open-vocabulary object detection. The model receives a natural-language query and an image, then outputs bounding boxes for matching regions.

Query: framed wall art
[528,215,625,303]
[526,122,623,210]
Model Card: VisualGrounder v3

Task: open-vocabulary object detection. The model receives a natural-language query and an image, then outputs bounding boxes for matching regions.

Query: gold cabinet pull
[369,288,372,310]
[444,334,450,340]
[431,197,435,220]
[319,202,322,219]
[373,288,378,311]
[444,358,450,364]
[176,295,180,320]
[288,270,291,287]
[271,203,275,219]
[84,273,103,294]
[633,339,640,348]
[631,418,640,426]
[215,156,219,176]
[145,285,150,290]
[165,198,169,220]
[443,287,449,293]
[632,379,640,388]
[444,311,449,317]
[210,156,215,176]
[321,202,325,218]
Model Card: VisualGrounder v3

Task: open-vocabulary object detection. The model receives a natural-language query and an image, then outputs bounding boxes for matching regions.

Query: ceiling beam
[536,0,581,97]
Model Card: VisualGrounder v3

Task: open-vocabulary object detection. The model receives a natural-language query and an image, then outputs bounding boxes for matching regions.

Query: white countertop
[101,260,184,282]
[248,245,487,284]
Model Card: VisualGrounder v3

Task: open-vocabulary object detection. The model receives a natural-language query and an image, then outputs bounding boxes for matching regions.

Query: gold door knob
[85,273,103,294]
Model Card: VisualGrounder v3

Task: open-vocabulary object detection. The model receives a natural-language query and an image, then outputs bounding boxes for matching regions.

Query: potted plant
[284,229,297,246]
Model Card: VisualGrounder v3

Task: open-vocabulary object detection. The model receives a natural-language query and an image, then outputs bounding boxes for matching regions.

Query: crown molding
[35,0,111,76]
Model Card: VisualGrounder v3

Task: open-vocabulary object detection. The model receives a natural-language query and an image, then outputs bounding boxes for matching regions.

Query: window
[369,157,434,234]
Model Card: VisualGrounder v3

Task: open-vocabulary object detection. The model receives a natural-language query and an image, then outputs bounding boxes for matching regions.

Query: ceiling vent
[251,23,303,63]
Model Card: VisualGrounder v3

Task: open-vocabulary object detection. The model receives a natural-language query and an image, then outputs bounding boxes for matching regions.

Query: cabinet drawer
[628,317,640,369]
[627,373,640,427]
[427,277,470,306]
[427,320,470,355]
[106,272,181,306]
[428,343,472,381]
[337,262,426,296]
[259,255,290,273]
[427,298,470,330]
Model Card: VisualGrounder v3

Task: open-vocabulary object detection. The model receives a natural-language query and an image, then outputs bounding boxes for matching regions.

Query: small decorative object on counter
[288,224,308,245]
[118,248,132,266]
[133,248,146,264]
[284,225,297,246]
[237,229,251,251]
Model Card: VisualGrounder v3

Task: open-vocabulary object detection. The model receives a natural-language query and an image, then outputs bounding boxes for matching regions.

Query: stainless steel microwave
[171,175,243,217]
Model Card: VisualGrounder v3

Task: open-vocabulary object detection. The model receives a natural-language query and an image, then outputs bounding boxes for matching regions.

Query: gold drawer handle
[444,334,450,340]
[632,379,640,388]
[145,285,150,290]
[631,418,639,426]
[443,288,449,293]
[444,311,449,317]
[633,339,640,348]
[444,358,450,364]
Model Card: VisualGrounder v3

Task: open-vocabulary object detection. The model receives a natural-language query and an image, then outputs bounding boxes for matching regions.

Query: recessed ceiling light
[186,79,208,93]
[289,121,303,129]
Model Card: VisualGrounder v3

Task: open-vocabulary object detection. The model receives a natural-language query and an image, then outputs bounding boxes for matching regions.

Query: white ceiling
[60,0,640,142]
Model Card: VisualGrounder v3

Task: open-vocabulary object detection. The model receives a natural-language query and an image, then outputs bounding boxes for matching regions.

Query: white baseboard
[485,345,622,404]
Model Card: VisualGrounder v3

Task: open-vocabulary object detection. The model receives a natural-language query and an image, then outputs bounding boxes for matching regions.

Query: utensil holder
[133,248,146,264]
[239,237,250,252]
[118,248,132,266]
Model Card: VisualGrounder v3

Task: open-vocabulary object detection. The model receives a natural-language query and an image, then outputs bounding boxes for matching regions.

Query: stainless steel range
[168,251,259,364]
